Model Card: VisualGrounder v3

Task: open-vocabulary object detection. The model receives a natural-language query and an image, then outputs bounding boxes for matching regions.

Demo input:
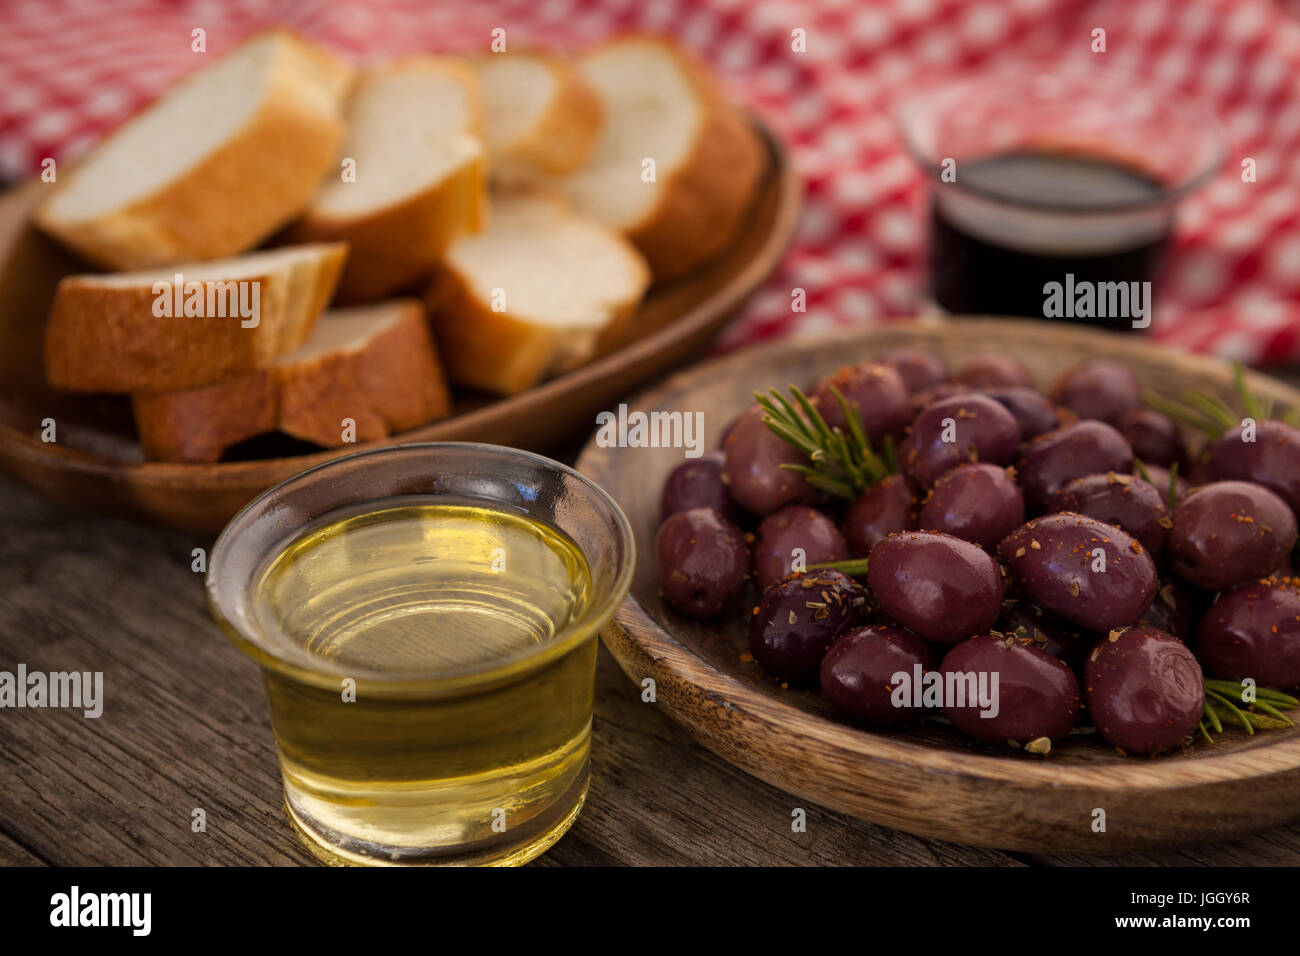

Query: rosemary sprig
[808,558,870,577]
[1144,359,1282,438]
[1132,459,1180,509]
[1197,679,1298,743]
[755,384,894,500]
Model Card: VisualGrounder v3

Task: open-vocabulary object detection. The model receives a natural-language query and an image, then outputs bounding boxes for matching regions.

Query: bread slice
[132,300,452,462]
[287,58,487,302]
[44,243,347,393]
[552,36,764,280]
[473,52,602,183]
[34,31,353,270]
[424,193,650,396]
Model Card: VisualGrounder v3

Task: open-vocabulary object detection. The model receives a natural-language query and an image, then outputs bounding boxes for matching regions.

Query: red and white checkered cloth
[4,0,1300,364]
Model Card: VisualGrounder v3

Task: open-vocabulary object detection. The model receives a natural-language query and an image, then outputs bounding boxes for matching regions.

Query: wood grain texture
[577,320,1300,855]
[0,118,800,534]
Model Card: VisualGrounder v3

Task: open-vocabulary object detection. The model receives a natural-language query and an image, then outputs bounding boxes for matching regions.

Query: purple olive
[722,404,817,515]
[1197,577,1300,688]
[1117,408,1186,468]
[1017,421,1134,512]
[1084,626,1204,755]
[1139,580,1206,642]
[996,600,1095,672]
[752,505,848,592]
[983,386,1064,440]
[660,452,742,525]
[909,382,968,418]
[841,473,917,558]
[1048,472,1169,558]
[877,347,948,394]
[941,634,1081,749]
[1052,358,1141,424]
[1166,481,1297,591]
[1139,464,1189,504]
[899,392,1021,488]
[1000,513,1158,631]
[953,355,1034,390]
[868,531,1004,644]
[1206,419,1300,518]
[919,463,1025,550]
[820,626,936,726]
[810,361,911,444]
[656,508,749,619]
[749,570,869,683]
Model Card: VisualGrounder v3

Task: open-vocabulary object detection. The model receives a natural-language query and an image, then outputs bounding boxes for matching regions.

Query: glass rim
[894,73,1229,216]
[206,441,636,695]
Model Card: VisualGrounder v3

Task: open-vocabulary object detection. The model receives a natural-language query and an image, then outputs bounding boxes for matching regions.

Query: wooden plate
[0,119,799,533]
[576,319,1300,854]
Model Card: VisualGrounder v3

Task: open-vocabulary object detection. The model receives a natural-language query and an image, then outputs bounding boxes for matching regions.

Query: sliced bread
[287,58,487,302]
[553,36,763,280]
[473,52,602,183]
[132,300,452,462]
[44,242,347,393]
[34,31,353,270]
[424,193,650,396]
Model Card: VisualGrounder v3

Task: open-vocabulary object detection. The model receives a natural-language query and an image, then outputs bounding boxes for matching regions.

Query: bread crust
[611,38,765,280]
[33,31,353,270]
[43,243,346,392]
[133,302,451,462]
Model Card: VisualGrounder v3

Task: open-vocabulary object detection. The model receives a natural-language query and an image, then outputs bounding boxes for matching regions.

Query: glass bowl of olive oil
[206,443,634,866]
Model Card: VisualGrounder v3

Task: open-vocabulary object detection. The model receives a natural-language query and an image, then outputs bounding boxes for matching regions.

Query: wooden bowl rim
[579,319,1300,793]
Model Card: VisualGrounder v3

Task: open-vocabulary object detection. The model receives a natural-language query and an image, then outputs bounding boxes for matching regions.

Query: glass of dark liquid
[897,71,1226,331]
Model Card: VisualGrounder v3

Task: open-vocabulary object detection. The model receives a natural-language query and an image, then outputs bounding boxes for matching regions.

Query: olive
[1197,577,1300,688]
[752,505,848,592]
[1000,513,1158,631]
[1017,421,1134,512]
[841,473,917,558]
[899,392,1021,488]
[940,635,1081,748]
[1139,580,1206,642]
[919,463,1024,550]
[1048,472,1169,558]
[810,361,911,444]
[1139,463,1189,504]
[996,599,1095,672]
[983,386,1063,440]
[877,347,948,394]
[660,452,743,525]
[1084,625,1204,755]
[953,354,1034,390]
[1166,481,1297,591]
[820,626,936,726]
[868,531,1004,643]
[908,381,968,418]
[1117,408,1186,467]
[749,570,869,683]
[656,508,749,619]
[1206,419,1300,518]
[722,404,817,515]
[1052,358,1141,424]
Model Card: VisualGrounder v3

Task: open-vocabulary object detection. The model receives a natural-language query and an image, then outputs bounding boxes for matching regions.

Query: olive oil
[250,499,596,866]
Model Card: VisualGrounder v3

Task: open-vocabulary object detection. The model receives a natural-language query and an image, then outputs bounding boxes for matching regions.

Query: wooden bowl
[576,319,1300,854]
[0,119,799,533]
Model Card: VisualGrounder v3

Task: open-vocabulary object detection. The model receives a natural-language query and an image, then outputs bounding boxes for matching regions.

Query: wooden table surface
[3,470,1300,867]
